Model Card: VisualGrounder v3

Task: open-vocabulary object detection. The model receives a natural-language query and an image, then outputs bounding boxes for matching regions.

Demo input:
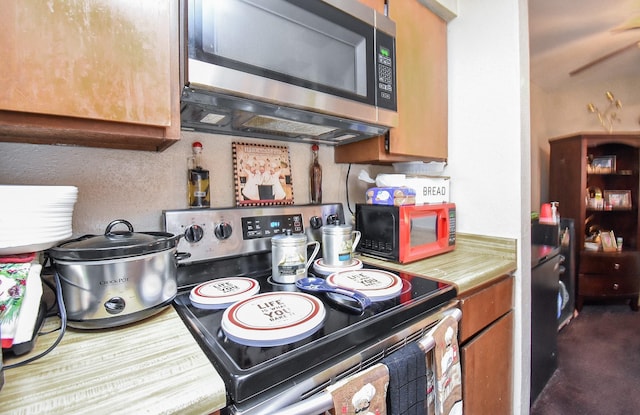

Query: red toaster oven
[355,203,456,263]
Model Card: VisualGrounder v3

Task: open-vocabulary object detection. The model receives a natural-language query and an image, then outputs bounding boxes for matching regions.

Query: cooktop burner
[173,264,455,404]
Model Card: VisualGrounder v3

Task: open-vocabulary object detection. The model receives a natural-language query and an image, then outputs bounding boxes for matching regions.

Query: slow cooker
[48,219,182,329]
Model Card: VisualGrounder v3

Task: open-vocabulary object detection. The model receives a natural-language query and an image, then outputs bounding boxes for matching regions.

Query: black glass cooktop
[173,263,456,405]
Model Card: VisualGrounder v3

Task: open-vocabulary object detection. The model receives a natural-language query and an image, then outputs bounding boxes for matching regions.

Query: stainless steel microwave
[179,0,398,145]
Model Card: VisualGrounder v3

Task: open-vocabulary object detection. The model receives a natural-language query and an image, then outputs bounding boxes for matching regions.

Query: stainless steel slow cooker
[48,219,182,329]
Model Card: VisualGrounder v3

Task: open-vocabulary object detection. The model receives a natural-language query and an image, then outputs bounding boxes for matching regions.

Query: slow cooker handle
[104,219,134,236]
[175,252,191,262]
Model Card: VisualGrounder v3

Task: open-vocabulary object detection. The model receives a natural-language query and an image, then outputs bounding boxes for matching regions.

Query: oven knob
[184,224,204,243]
[104,297,126,314]
[309,215,323,229]
[214,222,233,240]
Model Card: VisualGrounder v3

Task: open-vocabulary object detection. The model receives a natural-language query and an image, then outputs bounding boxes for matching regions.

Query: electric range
[164,204,457,415]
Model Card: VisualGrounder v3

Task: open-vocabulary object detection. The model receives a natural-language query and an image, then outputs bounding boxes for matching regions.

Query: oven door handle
[276,307,462,415]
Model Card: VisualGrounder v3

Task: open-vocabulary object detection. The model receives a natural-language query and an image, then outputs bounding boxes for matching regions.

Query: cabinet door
[335,0,447,164]
[461,311,514,415]
[357,0,385,12]
[388,0,447,158]
[459,275,513,342]
[0,0,179,151]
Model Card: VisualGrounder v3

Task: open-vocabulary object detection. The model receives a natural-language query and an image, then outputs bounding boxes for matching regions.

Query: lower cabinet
[458,275,514,415]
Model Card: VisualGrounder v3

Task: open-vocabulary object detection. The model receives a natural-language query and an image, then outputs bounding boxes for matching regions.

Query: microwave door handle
[439,215,448,239]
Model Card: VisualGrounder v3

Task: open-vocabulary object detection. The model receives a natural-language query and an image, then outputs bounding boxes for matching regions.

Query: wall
[530,82,551,213]
[0,133,388,235]
[447,0,530,412]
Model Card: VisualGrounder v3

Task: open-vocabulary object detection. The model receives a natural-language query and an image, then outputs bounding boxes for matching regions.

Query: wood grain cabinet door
[458,275,514,414]
[388,0,447,159]
[1,1,172,126]
[461,311,514,415]
[336,0,448,163]
[0,0,180,151]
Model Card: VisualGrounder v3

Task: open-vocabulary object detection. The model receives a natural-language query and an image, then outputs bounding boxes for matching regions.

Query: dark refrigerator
[531,218,576,329]
[530,218,575,405]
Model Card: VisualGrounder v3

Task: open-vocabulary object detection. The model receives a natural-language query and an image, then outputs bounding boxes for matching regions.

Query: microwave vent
[241,115,338,137]
[180,87,388,146]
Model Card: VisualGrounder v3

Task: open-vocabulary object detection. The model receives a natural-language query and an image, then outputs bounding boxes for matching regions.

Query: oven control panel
[242,214,304,239]
[163,203,344,264]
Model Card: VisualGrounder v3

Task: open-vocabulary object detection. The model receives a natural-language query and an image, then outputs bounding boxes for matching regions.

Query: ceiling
[528,0,640,90]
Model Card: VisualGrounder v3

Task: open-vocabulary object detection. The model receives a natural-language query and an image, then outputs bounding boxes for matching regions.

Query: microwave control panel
[376,30,397,111]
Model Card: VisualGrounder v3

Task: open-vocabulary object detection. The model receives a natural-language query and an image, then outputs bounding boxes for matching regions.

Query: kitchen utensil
[321,224,361,267]
[295,276,371,312]
[48,219,183,329]
[271,230,320,284]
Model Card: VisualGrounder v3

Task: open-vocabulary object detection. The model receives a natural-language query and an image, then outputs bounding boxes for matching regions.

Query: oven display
[242,214,303,239]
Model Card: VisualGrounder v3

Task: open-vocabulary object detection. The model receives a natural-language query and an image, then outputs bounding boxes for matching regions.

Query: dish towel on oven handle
[326,363,389,415]
[429,314,463,415]
[381,341,427,415]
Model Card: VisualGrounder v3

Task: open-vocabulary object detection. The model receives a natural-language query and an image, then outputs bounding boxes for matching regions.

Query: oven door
[225,304,460,415]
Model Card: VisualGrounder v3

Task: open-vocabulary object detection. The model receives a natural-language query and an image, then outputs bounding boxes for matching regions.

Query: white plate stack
[0,185,78,255]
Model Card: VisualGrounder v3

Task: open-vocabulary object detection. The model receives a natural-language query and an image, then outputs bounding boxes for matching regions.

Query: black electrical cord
[346,163,354,215]
[40,276,60,316]
[4,268,68,370]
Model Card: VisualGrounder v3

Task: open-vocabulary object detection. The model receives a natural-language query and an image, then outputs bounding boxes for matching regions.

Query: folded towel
[430,315,463,415]
[0,252,36,264]
[326,363,389,415]
[0,262,31,348]
[425,349,436,415]
[382,342,427,415]
[12,264,43,346]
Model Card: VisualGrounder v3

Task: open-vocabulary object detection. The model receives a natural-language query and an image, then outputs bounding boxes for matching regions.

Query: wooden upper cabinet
[0,1,180,151]
[356,0,385,12]
[335,0,448,164]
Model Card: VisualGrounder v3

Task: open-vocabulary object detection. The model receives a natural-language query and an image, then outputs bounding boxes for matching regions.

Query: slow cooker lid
[49,219,178,261]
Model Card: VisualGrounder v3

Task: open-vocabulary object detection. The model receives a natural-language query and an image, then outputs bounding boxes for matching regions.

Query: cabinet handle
[613,283,619,290]
[614,263,620,270]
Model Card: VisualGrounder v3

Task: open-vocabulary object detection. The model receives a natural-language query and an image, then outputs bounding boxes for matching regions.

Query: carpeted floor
[530,303,640,415]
